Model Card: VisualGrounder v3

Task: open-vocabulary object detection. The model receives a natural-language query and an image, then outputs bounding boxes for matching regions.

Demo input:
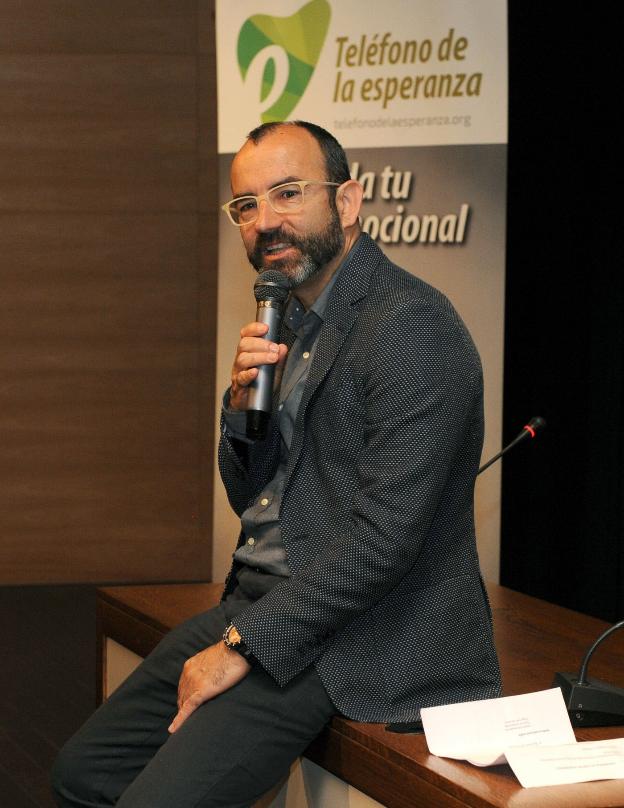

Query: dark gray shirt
[223,260,347,576]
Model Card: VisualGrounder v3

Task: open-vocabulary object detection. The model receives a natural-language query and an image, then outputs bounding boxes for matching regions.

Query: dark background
[501,5,623,620]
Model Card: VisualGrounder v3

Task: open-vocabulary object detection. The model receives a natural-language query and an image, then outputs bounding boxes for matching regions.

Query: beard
[247,209,344,287]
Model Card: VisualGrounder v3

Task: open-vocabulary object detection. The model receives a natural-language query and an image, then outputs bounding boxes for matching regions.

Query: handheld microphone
[478,416,546,475]
[246,270,291,440]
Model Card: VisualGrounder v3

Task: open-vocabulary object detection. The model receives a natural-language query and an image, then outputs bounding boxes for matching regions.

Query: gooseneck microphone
[553,620,624,726]
[477,416,546,475]
[246,270,291,441]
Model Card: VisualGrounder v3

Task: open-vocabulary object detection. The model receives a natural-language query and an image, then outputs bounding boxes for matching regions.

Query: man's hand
[168,642,251,733]
[229,321,288,411]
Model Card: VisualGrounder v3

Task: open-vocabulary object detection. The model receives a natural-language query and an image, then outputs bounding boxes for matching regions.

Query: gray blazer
[219,234,500,723]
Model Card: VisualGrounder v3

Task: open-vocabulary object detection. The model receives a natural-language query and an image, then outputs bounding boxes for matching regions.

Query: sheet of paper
[505,738,624,788]
[421,688,577,767]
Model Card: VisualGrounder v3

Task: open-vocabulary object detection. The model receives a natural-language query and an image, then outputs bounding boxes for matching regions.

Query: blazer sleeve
[231,293,484,685]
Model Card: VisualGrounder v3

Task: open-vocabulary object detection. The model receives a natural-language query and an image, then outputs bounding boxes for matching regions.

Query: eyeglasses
[221,180,341,226]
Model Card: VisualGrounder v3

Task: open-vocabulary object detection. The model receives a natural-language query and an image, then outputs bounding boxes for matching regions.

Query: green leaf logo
[237,0,331,123]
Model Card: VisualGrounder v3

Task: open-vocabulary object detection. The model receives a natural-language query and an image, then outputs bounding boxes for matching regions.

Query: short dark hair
[246,121,351,185]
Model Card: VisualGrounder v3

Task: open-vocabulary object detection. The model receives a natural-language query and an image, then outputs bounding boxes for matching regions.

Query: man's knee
[51,741,77,805]
[51,736,101,807]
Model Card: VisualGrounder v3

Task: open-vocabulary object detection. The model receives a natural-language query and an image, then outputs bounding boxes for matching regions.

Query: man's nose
[254,198,282,232]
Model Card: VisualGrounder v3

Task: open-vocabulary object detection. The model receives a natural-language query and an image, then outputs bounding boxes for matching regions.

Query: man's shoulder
[355,235,454,313]
[349,235,480,366]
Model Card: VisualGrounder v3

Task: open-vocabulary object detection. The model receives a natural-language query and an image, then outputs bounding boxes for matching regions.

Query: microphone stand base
[553,671,624,727]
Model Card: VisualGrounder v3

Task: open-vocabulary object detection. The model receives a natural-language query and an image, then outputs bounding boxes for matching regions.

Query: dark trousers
[52,585,337,807]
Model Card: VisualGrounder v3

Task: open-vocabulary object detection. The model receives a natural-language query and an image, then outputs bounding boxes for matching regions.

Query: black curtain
[501,4,624,620]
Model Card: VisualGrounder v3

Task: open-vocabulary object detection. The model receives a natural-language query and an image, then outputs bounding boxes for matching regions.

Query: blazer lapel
[286,235,383,474]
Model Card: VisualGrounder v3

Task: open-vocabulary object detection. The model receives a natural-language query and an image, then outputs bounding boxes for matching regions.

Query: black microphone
[246,270,291,440]
[478,416,546,475]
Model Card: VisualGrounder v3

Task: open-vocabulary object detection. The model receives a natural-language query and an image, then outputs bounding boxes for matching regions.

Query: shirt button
[260,498,269,506]
[302,351,310,359]
[278,403,284,411]
[247,537,255,546]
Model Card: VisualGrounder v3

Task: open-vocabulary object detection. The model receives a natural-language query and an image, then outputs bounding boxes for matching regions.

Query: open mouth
[263,242,294,257]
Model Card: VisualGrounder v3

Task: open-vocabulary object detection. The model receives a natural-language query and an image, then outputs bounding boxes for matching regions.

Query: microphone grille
[253,270,291,303]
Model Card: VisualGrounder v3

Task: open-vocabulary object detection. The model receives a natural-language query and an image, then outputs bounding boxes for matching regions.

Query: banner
[214,0,507,585]
[217,0,506,149]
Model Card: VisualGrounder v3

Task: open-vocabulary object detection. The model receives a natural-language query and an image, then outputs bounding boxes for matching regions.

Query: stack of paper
[421,688,624,788]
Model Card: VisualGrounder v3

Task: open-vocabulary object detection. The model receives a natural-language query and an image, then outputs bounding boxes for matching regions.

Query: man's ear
[336,180,364,228]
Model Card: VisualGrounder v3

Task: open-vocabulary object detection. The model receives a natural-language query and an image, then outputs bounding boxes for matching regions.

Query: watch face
[225,625,241,647]
[223,624,253,664]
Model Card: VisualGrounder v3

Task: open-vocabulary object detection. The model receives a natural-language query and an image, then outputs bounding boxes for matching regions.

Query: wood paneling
[0,55,196,212]
[0,2,218,583]
[0,1,196,53]
[197,1,219,568]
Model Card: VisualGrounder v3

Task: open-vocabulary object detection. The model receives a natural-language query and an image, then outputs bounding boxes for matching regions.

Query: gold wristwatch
[222,623,256,664]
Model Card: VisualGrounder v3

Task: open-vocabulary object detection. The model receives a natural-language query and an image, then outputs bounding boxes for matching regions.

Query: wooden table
[97,582,624,807]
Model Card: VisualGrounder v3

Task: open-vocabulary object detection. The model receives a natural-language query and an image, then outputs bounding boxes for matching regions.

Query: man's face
[229,127,345,287]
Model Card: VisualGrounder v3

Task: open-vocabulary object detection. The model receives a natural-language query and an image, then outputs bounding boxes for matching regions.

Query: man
[53,121,500,807]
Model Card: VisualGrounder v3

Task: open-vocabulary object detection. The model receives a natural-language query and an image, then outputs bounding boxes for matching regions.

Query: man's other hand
[168,642,251,733]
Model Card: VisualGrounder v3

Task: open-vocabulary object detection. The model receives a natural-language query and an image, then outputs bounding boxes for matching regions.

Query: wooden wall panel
[0,2,218,583]
[0,55,196,212]
[0,1,196,53]
[198,3,219,560]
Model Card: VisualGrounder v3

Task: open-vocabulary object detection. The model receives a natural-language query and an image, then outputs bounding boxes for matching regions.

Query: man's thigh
[118,663,336,808]
[53,601,232,806]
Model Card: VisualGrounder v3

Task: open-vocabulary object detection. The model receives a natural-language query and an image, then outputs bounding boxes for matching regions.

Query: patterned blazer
[218,234,500,723]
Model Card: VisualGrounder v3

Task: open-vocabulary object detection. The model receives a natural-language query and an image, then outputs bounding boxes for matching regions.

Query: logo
[237,0,331,123]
